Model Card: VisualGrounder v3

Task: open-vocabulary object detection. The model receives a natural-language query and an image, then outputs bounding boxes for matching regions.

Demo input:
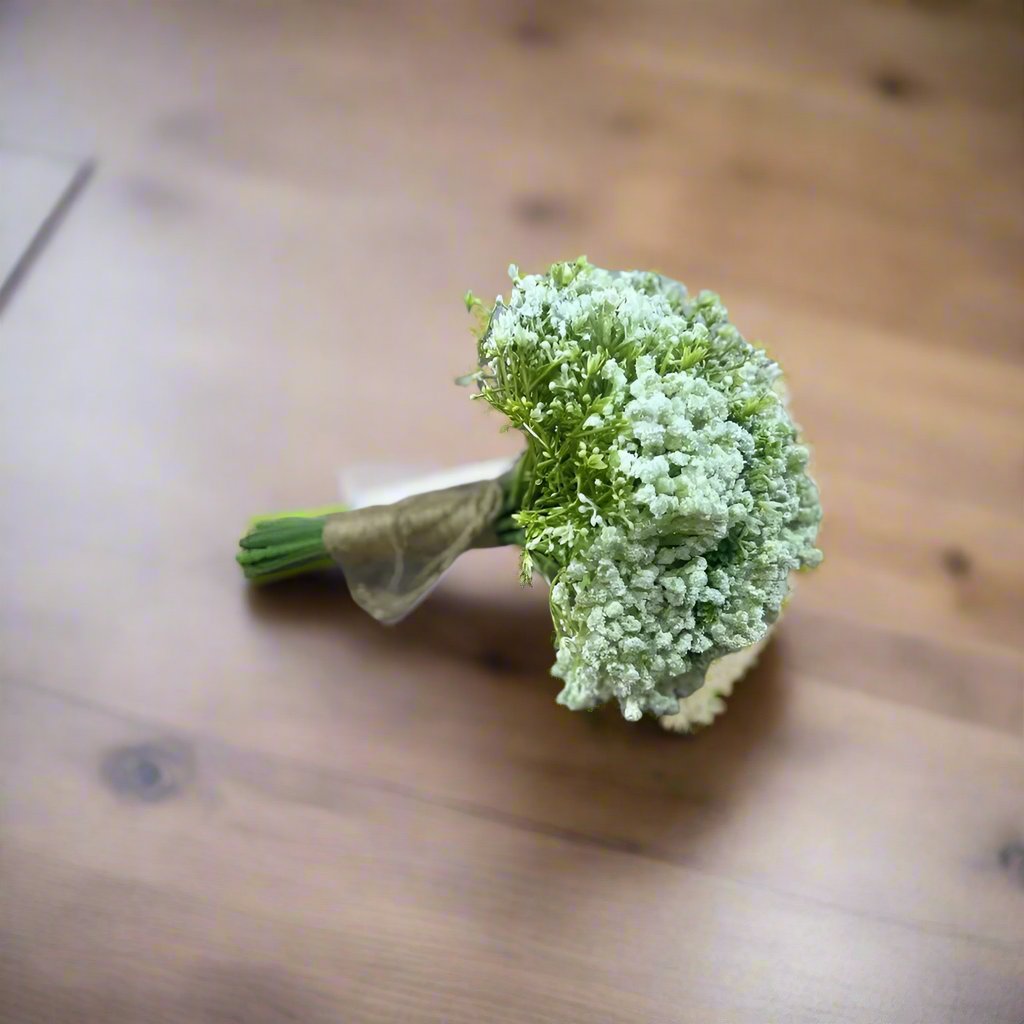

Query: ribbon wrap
[322,478,505,624]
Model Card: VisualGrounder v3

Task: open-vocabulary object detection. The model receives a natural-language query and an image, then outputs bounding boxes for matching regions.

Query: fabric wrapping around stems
[322,478,505,624]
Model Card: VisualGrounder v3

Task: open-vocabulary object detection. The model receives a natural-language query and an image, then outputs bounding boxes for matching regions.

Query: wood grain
[1,1,1022,1021]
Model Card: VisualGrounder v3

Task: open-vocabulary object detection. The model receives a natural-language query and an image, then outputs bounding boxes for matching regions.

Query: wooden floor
[2,2,1022,1021]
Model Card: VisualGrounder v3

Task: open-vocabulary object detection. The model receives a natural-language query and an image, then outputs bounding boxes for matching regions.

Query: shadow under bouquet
[237,257,822,731]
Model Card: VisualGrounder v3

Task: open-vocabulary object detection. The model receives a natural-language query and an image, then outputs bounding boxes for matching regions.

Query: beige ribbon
[322,478,505,624]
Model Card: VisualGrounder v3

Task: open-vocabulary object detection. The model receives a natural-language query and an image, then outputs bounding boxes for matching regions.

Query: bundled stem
[236,464,532,587]
[236,506,342,583]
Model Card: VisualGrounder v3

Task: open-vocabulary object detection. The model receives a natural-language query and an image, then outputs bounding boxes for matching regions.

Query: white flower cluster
[474,259,821,721]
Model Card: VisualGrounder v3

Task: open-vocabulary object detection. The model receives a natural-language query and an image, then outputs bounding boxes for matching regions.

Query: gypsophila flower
[470,257,821,721]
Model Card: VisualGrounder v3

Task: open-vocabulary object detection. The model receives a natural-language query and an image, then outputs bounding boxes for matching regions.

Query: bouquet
[237,258,822,730]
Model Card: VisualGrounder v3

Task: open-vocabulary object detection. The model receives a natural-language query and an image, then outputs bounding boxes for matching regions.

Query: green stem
[236,504,343,584]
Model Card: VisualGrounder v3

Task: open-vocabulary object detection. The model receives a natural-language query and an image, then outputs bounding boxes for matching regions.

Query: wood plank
[3,584,1023,948]
[2,678,1021,1023]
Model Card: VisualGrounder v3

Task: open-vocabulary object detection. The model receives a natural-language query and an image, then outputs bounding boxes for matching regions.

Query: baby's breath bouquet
[238,258,821,730]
